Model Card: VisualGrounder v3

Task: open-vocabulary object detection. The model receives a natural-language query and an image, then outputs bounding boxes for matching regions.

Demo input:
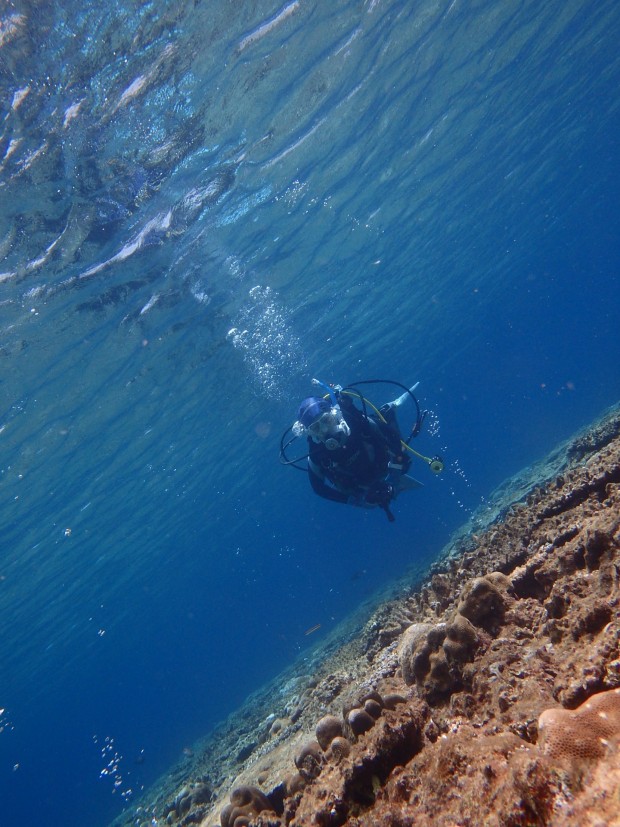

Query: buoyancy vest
[309,405,395,493]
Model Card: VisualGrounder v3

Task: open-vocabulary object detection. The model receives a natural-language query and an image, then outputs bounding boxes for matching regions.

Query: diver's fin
[397,474,424,491]
[385,382,420,410]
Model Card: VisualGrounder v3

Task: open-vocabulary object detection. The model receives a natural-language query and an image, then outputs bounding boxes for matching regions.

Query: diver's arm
[308,457,377,508]
[307,458,349,503]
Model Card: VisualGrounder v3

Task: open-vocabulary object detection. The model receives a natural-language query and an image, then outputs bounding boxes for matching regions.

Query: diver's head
[293,396,351,450]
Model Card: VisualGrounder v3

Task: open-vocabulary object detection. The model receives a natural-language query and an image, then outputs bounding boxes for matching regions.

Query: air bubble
[228,285,307,397]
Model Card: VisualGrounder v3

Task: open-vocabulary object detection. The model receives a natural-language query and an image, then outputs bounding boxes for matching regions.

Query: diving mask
[305,407,351,449]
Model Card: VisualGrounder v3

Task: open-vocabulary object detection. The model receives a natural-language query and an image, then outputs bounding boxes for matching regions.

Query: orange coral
[538,687,620,764]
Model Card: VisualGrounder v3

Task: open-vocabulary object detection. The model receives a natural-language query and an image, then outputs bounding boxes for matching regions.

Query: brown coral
[220,785,275,827]
[363,698,383,719]
[398,618,471,698]
[325,735,351,763]
[398,622,446,686]
[457,574,509,633]
[347,707,376,736]
[294,740,324,781]
[442,612,479,662]
[315,715,343,751]
[382,693,406,710]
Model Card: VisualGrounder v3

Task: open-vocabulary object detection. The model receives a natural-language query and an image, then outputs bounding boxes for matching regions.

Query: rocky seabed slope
[120,406,620,827]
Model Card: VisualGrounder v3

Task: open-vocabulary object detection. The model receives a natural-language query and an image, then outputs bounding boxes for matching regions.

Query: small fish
[304,623,321,636]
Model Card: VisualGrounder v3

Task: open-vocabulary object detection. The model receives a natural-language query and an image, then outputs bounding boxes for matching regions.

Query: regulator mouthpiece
[429,457,444,474]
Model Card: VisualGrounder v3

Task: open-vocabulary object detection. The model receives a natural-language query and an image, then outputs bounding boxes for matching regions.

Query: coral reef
[111,405,620,827]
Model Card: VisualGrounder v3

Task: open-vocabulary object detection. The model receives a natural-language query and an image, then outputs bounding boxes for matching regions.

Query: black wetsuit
[306,396,408,506]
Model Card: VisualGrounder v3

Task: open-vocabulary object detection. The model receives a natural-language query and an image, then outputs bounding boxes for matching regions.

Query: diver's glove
[365,482,396,522]
[348,483,395,520]
[365,482,394,509]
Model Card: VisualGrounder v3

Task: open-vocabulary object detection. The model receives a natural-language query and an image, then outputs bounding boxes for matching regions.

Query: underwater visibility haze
[0,0,619,824]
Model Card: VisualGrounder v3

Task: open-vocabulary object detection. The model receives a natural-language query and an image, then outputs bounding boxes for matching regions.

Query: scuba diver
[280,379,443,522]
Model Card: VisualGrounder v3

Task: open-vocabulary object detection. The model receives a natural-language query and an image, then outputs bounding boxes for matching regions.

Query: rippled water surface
[1,1,619,824]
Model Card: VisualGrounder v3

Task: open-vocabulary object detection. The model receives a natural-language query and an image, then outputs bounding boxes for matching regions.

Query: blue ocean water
[0,0,619,823]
